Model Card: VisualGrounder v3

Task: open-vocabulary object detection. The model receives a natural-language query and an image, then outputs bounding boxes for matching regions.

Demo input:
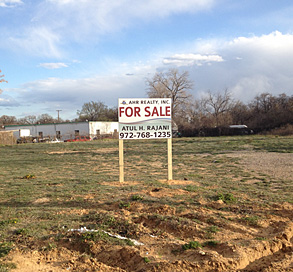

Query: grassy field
[0,135,292,271]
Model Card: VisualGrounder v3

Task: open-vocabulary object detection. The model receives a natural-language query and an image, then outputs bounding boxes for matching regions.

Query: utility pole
[56,110,62,122]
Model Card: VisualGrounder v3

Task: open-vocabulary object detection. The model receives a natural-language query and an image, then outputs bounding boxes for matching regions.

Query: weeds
[42,242,57,251]
[22,174,36,179]
[14,228,28,236]
[0,219,18,227]
[184,185,198,192]
[79,231,135,246]
[205,225,220,234]
[217,193,236,204]
[131,195,144,201]
[0,262,17,272]
[203,240,220,247]
[182,241,202,250]
[255,237,267,241]
[119,201,131,209]
[0,243,13,258]
[242,216,260,226]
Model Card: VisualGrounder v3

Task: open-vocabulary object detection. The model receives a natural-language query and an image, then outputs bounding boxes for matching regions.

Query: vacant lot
[0,136,292,272]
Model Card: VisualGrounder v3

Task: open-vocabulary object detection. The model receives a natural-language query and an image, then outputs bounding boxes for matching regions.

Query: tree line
[146,69,293,136]
[1,68,292,135]
[0,104,118,127]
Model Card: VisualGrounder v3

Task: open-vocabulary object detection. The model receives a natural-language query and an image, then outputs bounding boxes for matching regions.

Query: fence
[0,131,17,145]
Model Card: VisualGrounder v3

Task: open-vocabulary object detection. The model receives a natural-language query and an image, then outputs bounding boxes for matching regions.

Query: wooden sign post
[167,138,172,181]
[119,139,124,183]
[118,98,173,182]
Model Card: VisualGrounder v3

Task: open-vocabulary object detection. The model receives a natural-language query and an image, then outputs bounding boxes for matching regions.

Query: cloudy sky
[0,0,293,120]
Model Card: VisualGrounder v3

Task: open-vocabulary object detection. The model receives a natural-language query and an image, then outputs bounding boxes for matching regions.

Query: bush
[267,124,293,136]
[182,241,202,250]
[217,193,236,204]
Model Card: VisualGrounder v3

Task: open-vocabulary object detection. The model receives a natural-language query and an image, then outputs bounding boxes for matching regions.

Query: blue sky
[1,0,293,120]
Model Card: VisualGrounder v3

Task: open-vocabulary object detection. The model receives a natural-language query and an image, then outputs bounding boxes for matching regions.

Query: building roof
[4,121,89,128]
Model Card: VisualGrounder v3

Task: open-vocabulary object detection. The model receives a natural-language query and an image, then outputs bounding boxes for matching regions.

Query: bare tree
[202,89,234,127]
[248,93,293,131]
[18,115,37,125]
[37,114,56,124]
[77,101,118,121]
[0,69,8,94]
[146,69,193,120]
[0,115,17,125]
[230,101,249,125]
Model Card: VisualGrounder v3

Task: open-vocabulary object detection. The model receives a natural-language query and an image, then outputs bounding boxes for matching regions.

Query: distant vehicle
[229,125,248,129]
[49,138,63,143]
[64,136,91,142]
[229,125,253,135]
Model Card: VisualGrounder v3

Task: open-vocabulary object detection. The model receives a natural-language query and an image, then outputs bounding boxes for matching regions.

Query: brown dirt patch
[226,151,293,180]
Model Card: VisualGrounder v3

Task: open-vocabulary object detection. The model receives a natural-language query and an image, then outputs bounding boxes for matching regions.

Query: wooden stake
[167,138,173,181]
[119,139,124,183]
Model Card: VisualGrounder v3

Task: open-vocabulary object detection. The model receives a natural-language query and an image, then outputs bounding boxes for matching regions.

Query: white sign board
[118,98,172,139]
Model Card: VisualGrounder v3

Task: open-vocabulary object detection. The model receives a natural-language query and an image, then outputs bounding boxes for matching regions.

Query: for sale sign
[118,98,172,139]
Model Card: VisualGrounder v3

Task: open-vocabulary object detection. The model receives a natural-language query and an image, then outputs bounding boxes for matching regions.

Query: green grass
[0,135,292,264]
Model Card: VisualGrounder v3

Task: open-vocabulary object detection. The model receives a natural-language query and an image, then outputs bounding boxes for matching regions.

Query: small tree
[146,69,193,121]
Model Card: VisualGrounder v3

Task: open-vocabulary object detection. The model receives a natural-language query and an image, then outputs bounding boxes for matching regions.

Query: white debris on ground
[68,227,144,246]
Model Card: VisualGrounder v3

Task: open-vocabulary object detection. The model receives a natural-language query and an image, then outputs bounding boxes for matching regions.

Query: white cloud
[36,0,215,41]
[1,0,216,57]
[231,75,272,100]
[7,27,63,58]
[0,0,23,7]
[0,95,19,107]
[185,31,293,101]
[12,73,147,118]
[163,53,223,66]
[39,63,68,69]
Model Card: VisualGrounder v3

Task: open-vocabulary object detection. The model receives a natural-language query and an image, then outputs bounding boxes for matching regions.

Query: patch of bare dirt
[6,202,293,272]
[226,151,293,180]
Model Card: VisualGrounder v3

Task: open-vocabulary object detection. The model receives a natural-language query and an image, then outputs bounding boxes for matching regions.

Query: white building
[5,121,118,141]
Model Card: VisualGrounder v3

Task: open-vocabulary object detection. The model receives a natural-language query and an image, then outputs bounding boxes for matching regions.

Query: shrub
[203,240,219,247]
[119,201,131,209]
[182,241,202,250]
[242,216,259,226]
[0,243,13,258]
[131,195,143,201]
[217,193,236,204]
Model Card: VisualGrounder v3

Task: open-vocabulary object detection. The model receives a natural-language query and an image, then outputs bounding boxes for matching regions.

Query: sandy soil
[3,151,293,272]
[227,151,293,181]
